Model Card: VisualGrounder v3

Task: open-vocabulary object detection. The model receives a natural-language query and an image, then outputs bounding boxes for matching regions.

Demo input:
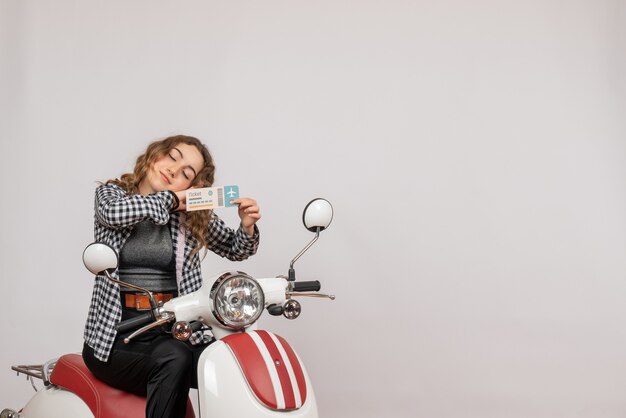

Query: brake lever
[286,292,335,300]
[123,312,175,344]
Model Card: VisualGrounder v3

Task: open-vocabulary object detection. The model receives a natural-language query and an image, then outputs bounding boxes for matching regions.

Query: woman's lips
[160,171,171,184]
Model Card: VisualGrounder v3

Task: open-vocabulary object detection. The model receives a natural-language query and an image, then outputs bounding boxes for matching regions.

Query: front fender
[197,331,318,418]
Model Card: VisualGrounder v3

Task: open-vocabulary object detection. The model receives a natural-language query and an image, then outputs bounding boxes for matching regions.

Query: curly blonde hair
[108,135,215,256]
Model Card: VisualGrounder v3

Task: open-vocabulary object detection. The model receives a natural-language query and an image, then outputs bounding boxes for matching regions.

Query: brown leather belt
[124,293,174,310]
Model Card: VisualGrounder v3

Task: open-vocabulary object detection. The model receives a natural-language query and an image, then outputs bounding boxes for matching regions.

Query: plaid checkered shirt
[83,183,259,362]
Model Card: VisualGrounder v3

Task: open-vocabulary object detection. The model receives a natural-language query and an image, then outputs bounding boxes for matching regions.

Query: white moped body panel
[21,385,93,418]
[164,276,288,322]
[256,277,290,306]
[197,339,318,418]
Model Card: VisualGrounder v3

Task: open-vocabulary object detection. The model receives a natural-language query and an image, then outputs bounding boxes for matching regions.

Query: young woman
[82,135,260,418]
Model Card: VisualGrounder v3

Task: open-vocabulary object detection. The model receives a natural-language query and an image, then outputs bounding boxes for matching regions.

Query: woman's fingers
[232,198,259,213]
[242,205,259,214]
[231,197,256,207]
[174,190,187,211]
[232,197,261,226]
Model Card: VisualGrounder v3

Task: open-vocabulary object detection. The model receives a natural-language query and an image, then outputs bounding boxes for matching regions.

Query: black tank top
[118,220,178,322]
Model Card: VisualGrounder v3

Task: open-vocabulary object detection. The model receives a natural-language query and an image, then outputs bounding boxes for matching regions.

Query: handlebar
[190,320,205,332]
[292,280,321,292]
[116,312,154,333]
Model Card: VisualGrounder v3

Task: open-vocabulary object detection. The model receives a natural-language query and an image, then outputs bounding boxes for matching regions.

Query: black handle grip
[267,304,284,316]
[292,280,321,292]
[190,321,204,332]
[116,312,154,333]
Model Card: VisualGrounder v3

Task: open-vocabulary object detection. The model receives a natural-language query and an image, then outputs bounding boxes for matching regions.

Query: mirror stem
[104,271,158,311]
[288,227,321,281]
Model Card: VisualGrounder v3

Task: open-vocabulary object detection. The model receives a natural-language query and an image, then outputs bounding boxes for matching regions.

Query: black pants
[82,333,209,418]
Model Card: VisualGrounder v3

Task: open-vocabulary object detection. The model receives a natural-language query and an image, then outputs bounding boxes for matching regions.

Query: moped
[1,198,335,418]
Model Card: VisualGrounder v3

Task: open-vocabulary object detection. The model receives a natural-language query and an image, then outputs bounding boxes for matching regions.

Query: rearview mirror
[289,198,334,281]
[302,198,333,232]
[83,242,118,275]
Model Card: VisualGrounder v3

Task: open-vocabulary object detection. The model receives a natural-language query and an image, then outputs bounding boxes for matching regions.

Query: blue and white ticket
[186,185,240,211]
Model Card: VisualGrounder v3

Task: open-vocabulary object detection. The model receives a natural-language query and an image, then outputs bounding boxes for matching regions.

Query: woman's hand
[174,190,188,211]
[232,197,261,236]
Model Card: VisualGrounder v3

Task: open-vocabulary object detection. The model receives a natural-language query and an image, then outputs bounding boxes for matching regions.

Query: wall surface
[1,1,625,417]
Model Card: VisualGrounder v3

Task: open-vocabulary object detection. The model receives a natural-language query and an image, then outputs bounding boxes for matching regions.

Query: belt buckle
[136,294,150,311]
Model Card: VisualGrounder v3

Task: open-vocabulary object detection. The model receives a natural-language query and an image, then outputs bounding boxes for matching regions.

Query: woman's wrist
[167,190,180,211]
[242,224,256,238]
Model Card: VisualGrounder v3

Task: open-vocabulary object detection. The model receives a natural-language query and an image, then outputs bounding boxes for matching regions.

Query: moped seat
[50,354,195,418]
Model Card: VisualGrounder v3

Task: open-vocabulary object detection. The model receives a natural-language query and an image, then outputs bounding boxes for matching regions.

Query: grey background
[1,1,625,417]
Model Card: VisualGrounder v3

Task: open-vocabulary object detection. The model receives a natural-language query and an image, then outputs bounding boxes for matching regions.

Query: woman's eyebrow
[173,147,198,177]
[172,147,184,159]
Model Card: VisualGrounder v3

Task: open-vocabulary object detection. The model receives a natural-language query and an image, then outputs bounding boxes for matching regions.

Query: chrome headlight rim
[209,271,265,329]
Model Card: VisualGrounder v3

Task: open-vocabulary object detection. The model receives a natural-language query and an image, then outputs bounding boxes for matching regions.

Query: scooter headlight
[210,272,264,329]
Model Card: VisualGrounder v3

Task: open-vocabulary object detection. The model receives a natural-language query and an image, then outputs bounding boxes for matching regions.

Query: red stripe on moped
[276,333,307,405]
[223,333,277,409]
[223,331,307,410]
[256,330,296,409]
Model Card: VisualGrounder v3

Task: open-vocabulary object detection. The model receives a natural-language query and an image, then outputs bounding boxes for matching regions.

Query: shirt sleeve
[94,183,176,229]
[206,213,260,261]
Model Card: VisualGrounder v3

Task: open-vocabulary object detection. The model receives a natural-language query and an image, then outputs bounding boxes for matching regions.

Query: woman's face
[141,143,205,193]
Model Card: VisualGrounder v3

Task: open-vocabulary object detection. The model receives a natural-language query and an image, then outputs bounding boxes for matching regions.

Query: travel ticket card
[186,185,240,211]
